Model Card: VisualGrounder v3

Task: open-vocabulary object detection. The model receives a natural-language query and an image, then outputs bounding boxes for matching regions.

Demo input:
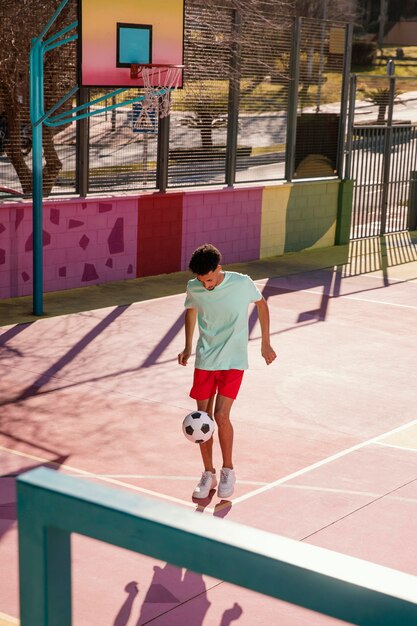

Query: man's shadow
[114,502,242,626]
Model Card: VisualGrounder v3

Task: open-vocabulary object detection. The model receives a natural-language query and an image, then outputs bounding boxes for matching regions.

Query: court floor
[1,241,417,625]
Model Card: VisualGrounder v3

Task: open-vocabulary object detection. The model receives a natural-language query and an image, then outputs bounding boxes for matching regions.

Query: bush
[351,40,377,67]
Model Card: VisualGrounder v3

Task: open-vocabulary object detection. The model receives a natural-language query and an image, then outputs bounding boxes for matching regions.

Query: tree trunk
[377,104,387,124]
[200,112,214,149]
[42,125,62,196]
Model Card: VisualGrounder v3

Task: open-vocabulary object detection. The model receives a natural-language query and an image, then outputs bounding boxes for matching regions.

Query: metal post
[157,112,170,192]
[76,87,90,197]
[380,75,396,235]
[344,74,357,181]
[18,513,72,626]
[316,0,328,113]
[336,23,353,178]
[285,17,301,182]
[142,134,149,187]
[30,39,44,316]
[408,171,417,231]
[225,9,242,187]
[29,0,74,316]
[46,527,72,625]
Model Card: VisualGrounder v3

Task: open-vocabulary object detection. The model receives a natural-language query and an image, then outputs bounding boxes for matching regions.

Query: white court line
[62,473,267,485]
[346,273,417,283]
[0,611,19,625]
[254,280,417,310]
[231,415,417,506]
[282,484,417,503]
[322,294,417,310]
[0,445,196,509]
[374,441,417,453]
[2,420,416,514]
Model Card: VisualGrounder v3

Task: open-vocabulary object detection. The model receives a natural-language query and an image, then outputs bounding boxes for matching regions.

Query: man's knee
[214,409,231,427]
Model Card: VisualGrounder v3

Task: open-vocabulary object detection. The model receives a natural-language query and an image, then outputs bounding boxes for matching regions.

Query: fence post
[336,23,353,178]
[285,17,301,182]
[225,9,242,187]
[344,74,357,182]
[380,75,396,235]
[157,110,170,192]
[76,86,90,197]
[408,171,417,231]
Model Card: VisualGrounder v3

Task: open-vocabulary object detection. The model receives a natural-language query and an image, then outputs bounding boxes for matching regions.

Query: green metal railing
[17,467,417,625]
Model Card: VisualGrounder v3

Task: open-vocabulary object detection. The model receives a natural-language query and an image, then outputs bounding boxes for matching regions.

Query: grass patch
[59,162,157,181]
[251,144,286,155]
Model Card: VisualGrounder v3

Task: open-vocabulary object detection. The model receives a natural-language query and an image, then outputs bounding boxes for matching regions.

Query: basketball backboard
[79,0,184,88]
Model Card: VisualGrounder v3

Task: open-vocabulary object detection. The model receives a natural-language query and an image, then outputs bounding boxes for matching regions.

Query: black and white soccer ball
[182,411,215,444]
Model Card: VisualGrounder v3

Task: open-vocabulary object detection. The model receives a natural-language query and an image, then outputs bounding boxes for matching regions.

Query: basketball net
[130,64,183,130]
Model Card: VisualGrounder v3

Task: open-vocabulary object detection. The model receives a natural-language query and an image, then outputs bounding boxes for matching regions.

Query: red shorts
[190,369,244,401]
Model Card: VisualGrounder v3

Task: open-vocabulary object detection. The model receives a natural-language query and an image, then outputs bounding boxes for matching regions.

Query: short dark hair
[188,243,221,275]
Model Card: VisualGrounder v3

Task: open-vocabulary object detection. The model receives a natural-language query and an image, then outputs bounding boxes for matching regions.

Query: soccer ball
[182,411,215,444]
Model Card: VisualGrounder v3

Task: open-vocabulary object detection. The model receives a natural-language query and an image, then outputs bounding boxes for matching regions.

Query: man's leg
[214,394,236,498]
[192,396,217,499]
[197,396,215,472]
[213,395,235,469]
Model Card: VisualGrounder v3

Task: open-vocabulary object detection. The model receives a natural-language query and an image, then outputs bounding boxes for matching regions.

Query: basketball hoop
[130,63,184,123]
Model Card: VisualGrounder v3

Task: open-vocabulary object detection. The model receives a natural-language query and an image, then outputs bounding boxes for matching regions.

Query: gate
[346,72,417,239]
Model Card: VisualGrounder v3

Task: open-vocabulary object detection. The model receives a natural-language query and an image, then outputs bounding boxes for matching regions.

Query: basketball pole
[30,39,44,316]
[29,0,170,316]
[30,0,74,316]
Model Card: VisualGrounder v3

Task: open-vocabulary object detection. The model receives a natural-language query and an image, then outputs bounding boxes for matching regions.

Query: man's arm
[178,307,197,366]
[255,297,277,365]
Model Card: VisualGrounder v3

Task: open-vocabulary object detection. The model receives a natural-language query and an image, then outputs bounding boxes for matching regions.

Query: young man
[178,244,276,500]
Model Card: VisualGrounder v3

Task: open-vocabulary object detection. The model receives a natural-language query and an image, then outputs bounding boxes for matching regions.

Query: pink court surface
[1,235,417,625]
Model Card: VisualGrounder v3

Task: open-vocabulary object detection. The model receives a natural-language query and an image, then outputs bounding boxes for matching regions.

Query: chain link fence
[0,1,349,199]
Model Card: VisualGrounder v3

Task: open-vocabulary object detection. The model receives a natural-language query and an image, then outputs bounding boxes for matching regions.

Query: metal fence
[0,1,350,199]
[346,74,417,239]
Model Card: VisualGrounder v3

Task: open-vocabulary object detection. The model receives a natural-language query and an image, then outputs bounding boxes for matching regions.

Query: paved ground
[1,231,417,625]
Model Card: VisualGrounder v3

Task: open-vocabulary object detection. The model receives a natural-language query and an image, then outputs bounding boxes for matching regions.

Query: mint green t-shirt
[184,271,262,371]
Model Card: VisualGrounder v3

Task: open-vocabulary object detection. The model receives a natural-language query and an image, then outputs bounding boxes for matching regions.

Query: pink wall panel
[181,188,263,270]
[0,198,138,298]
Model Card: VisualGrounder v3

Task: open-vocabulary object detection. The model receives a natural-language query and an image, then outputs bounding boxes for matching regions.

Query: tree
[294,0,358,22]
[179,0,293,149]
[179,88,228,150]
[363,87,404,123]
[0,0,76,195]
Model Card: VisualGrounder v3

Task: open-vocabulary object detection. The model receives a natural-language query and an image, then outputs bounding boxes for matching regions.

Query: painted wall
[261,180,339,257]
[0,180,342,299]
[0,198,138,299]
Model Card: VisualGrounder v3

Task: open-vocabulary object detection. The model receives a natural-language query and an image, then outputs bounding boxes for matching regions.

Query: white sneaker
[217,468,236,498]
[192,471,217,499]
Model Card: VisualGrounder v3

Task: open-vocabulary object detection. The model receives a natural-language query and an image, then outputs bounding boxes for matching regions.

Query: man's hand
[178,349,191,366]
[261,342,277,366]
